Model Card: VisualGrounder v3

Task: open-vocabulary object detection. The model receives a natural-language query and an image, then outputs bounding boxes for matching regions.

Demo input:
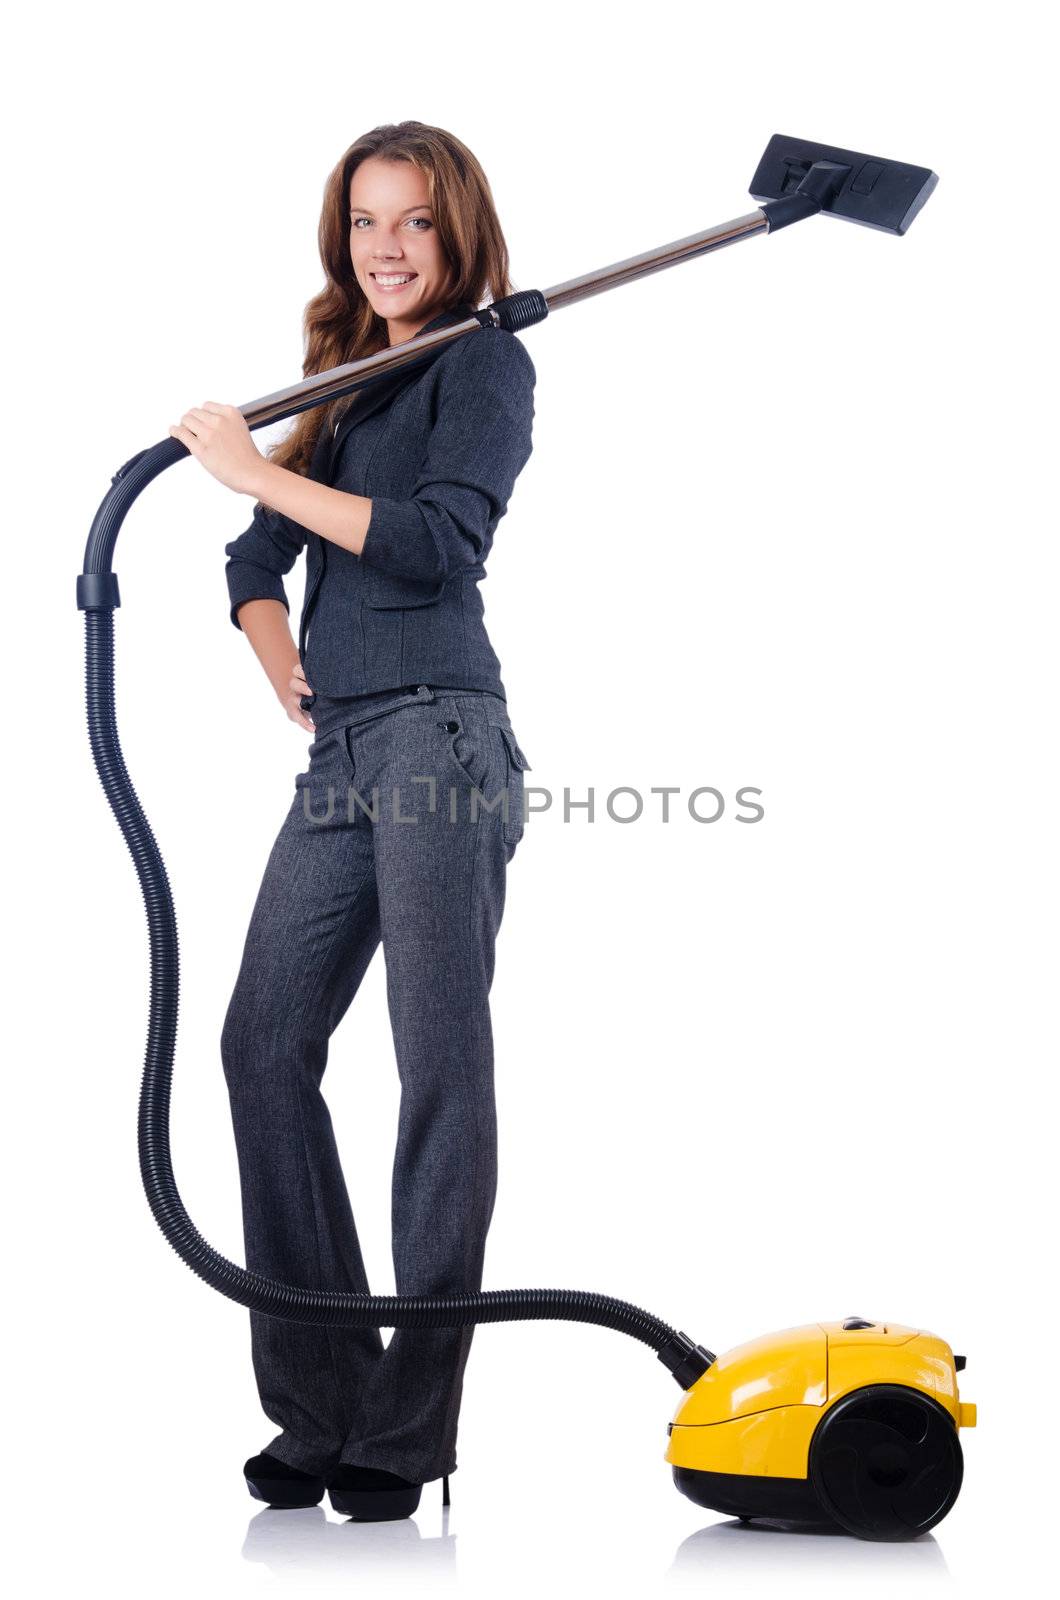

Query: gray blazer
[224,300,536,700]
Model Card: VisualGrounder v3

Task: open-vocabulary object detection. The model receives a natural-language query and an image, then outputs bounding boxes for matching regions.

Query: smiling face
[348,155,455,345]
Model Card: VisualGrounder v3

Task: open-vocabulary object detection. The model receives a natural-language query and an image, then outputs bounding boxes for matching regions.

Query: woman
[169,121,536,1522]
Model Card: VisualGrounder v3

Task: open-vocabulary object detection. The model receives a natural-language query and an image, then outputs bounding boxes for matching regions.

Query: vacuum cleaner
[78,135,973,1541]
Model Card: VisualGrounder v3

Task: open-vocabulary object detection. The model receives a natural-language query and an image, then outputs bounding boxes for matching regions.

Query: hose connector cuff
[658,1330,716,1389]
[77,571,121,611]
[475,289,549,333]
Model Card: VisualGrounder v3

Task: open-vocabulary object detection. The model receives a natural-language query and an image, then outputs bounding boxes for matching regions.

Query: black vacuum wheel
[809,1383,963,1541]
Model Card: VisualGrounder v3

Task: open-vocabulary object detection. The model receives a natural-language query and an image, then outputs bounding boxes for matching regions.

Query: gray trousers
[220,684,530,1483]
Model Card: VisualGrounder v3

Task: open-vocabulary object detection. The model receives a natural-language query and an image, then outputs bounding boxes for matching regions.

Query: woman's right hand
[282,658,316,733]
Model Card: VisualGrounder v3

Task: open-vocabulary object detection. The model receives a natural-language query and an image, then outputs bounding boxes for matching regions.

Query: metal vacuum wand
[238,208,770,431]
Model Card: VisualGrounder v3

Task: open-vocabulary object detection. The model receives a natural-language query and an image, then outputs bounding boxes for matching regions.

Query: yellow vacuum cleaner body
[666,1318,976,1540]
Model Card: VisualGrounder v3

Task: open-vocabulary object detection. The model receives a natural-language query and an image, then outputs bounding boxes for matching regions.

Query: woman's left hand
[169,403,264,495]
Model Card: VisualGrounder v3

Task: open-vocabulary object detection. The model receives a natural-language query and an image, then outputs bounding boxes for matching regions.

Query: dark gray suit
[219,302,536,1487]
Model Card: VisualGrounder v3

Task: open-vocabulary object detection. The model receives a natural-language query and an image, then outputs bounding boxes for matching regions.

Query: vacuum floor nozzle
[749,134,938,234]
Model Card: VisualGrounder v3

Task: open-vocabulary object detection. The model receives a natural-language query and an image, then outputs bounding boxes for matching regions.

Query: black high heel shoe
[243,1451,326,1508]
[326,1464,452,1521]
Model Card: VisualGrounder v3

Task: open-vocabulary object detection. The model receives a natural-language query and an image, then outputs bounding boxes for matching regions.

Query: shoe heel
[442,1473,450,1507]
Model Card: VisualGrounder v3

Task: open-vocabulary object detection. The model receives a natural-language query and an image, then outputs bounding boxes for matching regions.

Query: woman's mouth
[371,272,417,294]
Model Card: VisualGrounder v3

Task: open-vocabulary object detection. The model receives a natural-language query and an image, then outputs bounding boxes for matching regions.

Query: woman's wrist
[246,457,284,504]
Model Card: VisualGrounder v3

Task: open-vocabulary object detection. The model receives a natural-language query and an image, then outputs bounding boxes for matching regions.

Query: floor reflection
[241,1502,456,1581]
[669,1517,951,1582]
[237,1499,953,1585]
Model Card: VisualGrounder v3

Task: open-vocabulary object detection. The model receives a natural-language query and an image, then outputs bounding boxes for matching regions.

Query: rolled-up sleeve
[359,329,535,590]
[224,500,307,630]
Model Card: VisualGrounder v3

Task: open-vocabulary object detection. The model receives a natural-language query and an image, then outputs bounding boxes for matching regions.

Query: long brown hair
[260,121,518,500]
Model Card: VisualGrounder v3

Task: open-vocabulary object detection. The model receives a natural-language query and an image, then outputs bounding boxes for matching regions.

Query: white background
[7,1,1056,1592]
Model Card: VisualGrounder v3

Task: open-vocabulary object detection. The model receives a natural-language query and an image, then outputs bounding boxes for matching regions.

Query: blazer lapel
[326,300,479,473]
[306,418,335,484]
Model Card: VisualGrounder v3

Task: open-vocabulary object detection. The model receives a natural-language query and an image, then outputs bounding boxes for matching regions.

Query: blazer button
[441,720,460,733]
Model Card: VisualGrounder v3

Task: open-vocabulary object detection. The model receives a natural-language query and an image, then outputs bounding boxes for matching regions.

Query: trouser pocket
[439,705,494,795]
[497,726,532,847]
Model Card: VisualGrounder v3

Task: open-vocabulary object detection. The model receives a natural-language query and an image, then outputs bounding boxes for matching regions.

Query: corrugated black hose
[78,430,715,1393]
